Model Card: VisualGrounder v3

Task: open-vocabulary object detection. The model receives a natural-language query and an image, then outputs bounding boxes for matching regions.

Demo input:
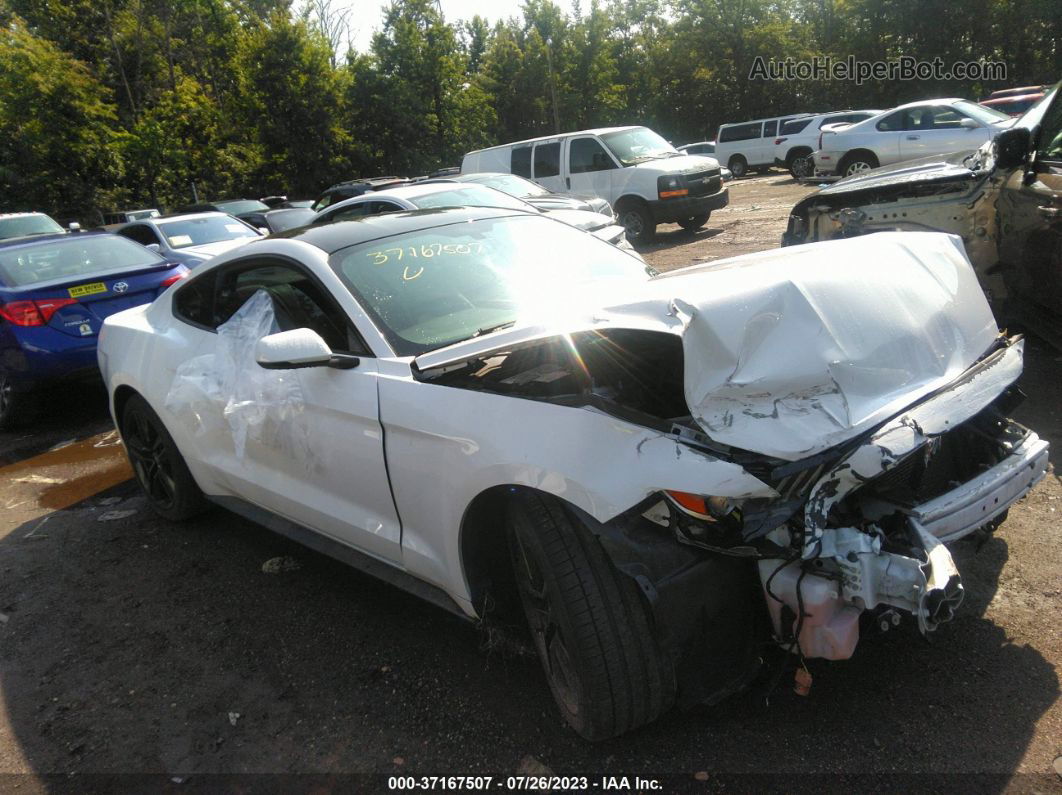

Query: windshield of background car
[408,185,533,212]
[470,174,550,198]
[329,214,653,355]
[0,214,64,240]
[158,216,258,249]
[599,127,678,165]
[954,100,1010,124]
[214,199,270,214]
[0,235,165,288]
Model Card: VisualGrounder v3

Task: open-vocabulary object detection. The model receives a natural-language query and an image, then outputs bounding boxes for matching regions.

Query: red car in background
[980,85,1049,117]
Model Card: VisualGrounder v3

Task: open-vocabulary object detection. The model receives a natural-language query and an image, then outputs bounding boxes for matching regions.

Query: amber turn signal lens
[664,490,709,516]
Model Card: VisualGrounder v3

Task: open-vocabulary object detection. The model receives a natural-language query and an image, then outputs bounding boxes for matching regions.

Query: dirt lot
[0,175,1059,791]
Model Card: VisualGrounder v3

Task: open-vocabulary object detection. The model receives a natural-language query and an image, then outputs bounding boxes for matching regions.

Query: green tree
[0,18,121,219]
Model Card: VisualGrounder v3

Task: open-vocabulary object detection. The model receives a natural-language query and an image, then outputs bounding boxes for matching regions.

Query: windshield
[213,199,270,215]
[467,174,550,199]
[599,127,678,165]
[0,235,164,287]
[408,185,533,212]
[128,209,160,221]
[0,214,64,240]
[158,216,258,249]
[955,100,1010,124]
[329,214,652,355]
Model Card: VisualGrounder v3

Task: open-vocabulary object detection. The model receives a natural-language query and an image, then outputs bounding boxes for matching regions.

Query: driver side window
[570,138,615,173]
[175,259,369,355]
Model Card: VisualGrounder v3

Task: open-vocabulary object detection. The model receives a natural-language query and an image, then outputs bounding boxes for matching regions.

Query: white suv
[773,110,882,178]
[714,114,811,177]
[814,99,1012,178]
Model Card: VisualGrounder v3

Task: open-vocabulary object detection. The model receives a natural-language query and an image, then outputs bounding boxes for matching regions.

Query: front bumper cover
[650,186,729,223]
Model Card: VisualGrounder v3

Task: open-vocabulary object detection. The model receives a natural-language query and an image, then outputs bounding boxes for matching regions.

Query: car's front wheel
[618,202,656,245]
[121,394,207,521]
[506,493,675,740]
[677,213,710,232]
[727,155,748,178]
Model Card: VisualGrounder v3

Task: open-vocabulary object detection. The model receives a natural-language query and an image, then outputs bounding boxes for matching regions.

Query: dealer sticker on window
[68,282,107,298]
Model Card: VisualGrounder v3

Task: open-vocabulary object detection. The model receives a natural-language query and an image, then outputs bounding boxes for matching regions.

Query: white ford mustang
[98,207,1048,739]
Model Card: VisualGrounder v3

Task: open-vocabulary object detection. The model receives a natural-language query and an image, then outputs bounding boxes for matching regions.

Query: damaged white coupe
[98,207,1048,740]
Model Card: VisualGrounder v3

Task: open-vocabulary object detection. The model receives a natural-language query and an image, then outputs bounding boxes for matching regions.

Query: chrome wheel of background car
[728,156,748,178]
[790,156,812,179]
[845,160,873,176]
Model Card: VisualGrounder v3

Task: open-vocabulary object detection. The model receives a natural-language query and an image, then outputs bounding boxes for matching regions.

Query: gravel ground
[0,175,1059,792]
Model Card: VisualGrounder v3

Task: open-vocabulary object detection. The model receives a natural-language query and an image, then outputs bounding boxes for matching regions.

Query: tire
[0,370,35,430]
[840,152,878,178]
[677,213,710,232]
[506,493,674,740]
[121,393,207,521]
[727,155,748,178]
[618,202,656,245]
[788,153,813,179]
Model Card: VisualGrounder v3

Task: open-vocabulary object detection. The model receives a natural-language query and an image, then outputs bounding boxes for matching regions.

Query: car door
[998,91,1062,314]
[531,139,566,193]
[185,255,403,563]
[900,105,983,160]
[567,136,616,202]
[755,120,779,166]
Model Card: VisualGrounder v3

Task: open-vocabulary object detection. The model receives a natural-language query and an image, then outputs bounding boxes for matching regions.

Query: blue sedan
[0,231,188,428]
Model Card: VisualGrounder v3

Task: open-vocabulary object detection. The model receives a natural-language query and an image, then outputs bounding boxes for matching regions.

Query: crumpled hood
[415,232,999,461]
[525,195,595,213]
[658,232,1000,460]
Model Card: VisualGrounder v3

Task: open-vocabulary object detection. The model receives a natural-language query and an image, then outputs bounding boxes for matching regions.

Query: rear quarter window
[718,122,762,143]
[173,271,217,329]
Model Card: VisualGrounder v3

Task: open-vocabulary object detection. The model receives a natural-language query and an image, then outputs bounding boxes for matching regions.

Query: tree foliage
[0,0,1058,220]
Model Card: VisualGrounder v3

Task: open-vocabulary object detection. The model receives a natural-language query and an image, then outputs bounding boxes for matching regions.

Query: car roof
[0,230,108,251]
[719,114,813,128]
[0,212,53,219]
[278,206,533,254]
[465,126,641,154]
[887,97,966,111]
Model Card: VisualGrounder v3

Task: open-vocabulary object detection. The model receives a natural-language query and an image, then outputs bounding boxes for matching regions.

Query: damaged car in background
[98,207,1048,740]
[784,81,1061,344]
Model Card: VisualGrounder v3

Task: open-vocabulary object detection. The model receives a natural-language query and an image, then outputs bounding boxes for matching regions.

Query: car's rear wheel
[677,213,710,232]
[0,371,34,430]
[727,155,748,178]
[841,151,878,177]
[121,394,207,521]
[789,153,813,179]
[506,492,675,740]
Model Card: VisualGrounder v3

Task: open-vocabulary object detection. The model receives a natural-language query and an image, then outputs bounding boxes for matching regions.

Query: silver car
[115,212,262,268]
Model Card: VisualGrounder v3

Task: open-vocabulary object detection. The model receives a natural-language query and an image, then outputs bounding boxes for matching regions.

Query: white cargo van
[461,126,728,243]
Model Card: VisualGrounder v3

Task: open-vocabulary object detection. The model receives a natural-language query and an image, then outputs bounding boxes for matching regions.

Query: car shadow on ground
[0,486,1056,785]
[637,226,725,257]
[0,384,112,467]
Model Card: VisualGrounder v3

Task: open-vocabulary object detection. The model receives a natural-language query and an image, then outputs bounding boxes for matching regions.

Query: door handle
[906,135,920,140]
[1039,205,1061,219]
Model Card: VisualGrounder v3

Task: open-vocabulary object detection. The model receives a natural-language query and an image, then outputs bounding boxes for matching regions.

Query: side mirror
[257,227,269,235]
[68,222,81,232]
[995,126,1031,169]
[146,243,161,253]
[255,328,359,370]
[959,117,980,130]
